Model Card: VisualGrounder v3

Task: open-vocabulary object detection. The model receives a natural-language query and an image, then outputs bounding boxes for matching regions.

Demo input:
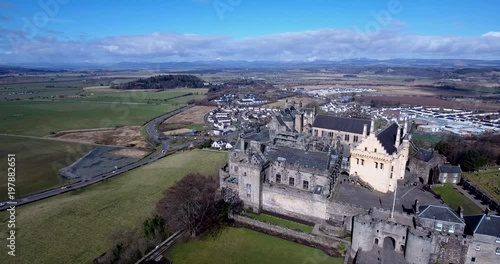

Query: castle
[219,103,499,263]
[220,103,410,220]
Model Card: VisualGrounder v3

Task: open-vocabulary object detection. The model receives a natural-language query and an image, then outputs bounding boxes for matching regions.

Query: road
[0,105,194,211]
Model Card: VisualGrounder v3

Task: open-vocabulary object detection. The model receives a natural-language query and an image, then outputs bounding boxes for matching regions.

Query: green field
[166,227,342,264]
[432,184,483,215]
[464,167,500,201]
[0,150,228,264]
[246,212,314,233]
[0,89,207,136]
[82,88,207,103]
[0,135,92,200]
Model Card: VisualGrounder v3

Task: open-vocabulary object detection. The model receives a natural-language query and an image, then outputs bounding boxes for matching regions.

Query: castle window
[448,224,455,234]
[234,166,238,172]
[364,147,367,151]
[356,158,359,165]
[471,257,476,262]
[353,136,359,142]
[246,184,251,198]
[496,237,500,243]
[374,238,379,245]
[375,162,378,169]
[391,166,394,172]
[344,134,350,141]
[303,180,309,190]
[244,172,247,177]
[390,173,393,179]
[361,159,364,165]
[475,243,481,251]
[328,132,333,137]
[496,247,500,255]
[276,174,281,183]
[435,222,443,232]
[314,129,318,137]
[374,148,377,153]
[289,177,295,187]
[380,163,384,170]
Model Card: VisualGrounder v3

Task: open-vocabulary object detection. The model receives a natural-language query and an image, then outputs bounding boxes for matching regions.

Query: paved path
[453,184,489,211]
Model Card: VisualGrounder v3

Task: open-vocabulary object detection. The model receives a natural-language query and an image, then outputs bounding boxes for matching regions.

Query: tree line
[114,74,206,90]
[435,133,500,172]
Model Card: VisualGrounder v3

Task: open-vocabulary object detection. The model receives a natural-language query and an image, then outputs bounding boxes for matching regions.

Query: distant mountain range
[2,58,500,71]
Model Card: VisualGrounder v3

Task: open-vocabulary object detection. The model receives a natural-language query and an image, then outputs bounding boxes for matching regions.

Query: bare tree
[156,173,220,237]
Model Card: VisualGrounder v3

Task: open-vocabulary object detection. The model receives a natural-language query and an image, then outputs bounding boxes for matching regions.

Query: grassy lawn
[0,150,227,264]
[464,167,500,201]
[432,184,483,215]
[166,227,342,264]
[246,212,314,233]
[0,135,92,200]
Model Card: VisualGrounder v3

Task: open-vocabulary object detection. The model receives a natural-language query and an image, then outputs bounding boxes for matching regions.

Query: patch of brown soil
[54,126,151,149]
[164,106,215,124]
[110,148,150,159]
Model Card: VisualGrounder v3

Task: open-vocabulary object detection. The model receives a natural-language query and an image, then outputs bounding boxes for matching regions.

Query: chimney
[370,119,375,134]
[403,118,408,135]
[414,199,420,214]
[458,206,464,218]
[485,208,490,219]
[363,124,368,137]
[240,137,245,151]
[395,125,401,148]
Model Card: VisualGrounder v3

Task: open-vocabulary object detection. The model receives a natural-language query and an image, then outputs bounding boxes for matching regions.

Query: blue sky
[1,0,500,63]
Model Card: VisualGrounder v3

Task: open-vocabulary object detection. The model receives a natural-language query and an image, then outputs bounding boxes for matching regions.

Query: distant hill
[114,74,206,90]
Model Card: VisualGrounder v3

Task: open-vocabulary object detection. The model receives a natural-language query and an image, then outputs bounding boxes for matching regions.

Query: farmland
[166,227,342,264]
[0,135,92,200]
[0,150,227,264]
[0,89,207,136]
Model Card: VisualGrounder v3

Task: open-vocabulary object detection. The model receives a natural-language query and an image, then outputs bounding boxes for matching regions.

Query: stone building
[351,206,470,264]
[312,115,370,146]
[434,163,462,184]
[464,213,500,264]
[219,128,334,221]
[408,149,446,184]
[416,203,466,234]
[349,121,410,193]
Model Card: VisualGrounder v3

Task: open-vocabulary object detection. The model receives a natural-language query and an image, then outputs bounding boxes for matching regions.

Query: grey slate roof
[266,146,330,171]
[312,115,370,134]
[438,164,462,174]
[414,149,434,162]
[465,214,500,237]
[376,123,400,155]
[418,205,465,224]
[242,129,270,142]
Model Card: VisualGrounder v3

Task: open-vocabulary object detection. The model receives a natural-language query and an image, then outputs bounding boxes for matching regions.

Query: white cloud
[481,31,500,37]
[2,28,500,64]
